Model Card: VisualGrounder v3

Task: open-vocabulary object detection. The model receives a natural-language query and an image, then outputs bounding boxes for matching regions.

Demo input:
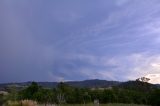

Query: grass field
[5,101,150,106]
[38,104,149,106]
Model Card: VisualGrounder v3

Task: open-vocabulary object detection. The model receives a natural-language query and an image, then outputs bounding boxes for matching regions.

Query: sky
[1,0,160,84]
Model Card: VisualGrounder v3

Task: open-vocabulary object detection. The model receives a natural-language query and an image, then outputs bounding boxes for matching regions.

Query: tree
[20,82,39,100]
[102,90,116,103]
[149,89,160,106]
[0,94,7,105]
[34,88,53,106]
[136,77,150,83]
[83,91,91,104]
[56,82,67,104]
[7,85,18,101]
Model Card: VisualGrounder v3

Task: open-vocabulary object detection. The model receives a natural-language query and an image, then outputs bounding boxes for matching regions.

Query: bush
[0,94,8,106]
[149,89,160,106]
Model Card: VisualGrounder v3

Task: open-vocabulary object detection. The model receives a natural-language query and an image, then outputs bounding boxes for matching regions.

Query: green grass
[39,104,149,106]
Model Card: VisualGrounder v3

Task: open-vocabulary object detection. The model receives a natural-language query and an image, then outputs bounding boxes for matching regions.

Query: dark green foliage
[19,82,39,100]
[0,92,10,106]
[118,81,156,92]
[0,94,6,105]
[149,89,160,106]
[5,81,160,106]
[101,90,116,103]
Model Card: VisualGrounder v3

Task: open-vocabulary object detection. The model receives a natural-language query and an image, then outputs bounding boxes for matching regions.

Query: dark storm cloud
[1,0,160,83]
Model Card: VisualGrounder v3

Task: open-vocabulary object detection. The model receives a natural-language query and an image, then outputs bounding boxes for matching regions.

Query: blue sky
[1,0,160,83]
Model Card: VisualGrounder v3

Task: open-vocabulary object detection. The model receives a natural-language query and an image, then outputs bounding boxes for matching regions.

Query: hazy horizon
[1,0,160,84]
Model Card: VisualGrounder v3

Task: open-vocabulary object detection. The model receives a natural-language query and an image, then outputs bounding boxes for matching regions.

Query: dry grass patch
[5,100,37,106]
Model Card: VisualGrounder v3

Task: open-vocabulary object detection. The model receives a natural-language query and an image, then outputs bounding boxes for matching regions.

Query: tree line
[1,81,160,106]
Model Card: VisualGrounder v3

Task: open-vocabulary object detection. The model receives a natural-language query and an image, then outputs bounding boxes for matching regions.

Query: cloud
[45,52,160,82]
[0,1,58,82]
[151,63,160,67]
[51,10,82,23]
[67,53,160,82]
[115,53,160,82]
[145,74,160,84]
[65,0,160,54]
[1,0,160,83]
[115,0,130,6]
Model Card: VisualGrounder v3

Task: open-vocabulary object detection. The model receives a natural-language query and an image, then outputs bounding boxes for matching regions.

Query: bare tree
[57,93,65,106]
[136,77,150,82]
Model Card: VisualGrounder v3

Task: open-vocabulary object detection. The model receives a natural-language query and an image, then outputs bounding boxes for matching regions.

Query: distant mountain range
[0,79,159,91]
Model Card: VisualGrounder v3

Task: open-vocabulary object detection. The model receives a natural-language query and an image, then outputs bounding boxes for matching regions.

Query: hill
[0,79,159,91]
[65,79,120,88]
[0,79,120,91]
[118,80,157,92]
